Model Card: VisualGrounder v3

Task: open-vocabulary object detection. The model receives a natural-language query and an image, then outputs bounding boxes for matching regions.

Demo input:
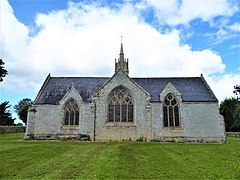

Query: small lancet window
[163,94,180,127]
[108,86,134,122]
[64,99,79,126]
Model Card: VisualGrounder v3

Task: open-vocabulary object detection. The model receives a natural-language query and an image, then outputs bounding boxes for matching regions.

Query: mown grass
[0,133,240,179]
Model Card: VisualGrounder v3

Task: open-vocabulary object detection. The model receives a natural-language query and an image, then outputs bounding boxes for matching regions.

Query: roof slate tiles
[133,77,217,102]
[35,76,218,104]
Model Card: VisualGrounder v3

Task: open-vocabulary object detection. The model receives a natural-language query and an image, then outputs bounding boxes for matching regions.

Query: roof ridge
[132,77,200,79]
[50,76,200,79]
[51,76,110,79]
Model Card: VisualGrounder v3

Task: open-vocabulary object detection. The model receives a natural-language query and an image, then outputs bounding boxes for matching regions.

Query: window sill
[62,126,79,130]
[162,127,183,131]
[105,122,136,127]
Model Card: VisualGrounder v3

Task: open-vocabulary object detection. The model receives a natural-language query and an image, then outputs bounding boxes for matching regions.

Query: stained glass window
[163,94,180,127]
[108,87,134,122]
[64,99,79,126]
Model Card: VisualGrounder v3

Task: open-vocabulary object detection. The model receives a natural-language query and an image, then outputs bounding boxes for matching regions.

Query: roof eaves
[200,74,218,103]
[34,73,51,104]
[149,100,218,103]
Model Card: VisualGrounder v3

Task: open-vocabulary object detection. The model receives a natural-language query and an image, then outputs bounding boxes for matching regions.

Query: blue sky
[0,0,240,124]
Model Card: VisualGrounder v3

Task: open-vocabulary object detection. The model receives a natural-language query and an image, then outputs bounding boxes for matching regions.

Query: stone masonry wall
[25,85,95,140]
[94,71,151,141]
[0,126,26,134]
[226,132,240,138]
[151,101,225,142]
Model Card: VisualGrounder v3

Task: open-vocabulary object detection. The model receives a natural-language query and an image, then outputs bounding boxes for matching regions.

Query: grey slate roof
[35,76,218,104]
[133,77,217,102]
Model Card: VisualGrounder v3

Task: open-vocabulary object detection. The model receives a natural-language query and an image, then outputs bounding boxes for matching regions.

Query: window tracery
[163,94,180,127]
[64,99,79,126]
[108,87,133,122]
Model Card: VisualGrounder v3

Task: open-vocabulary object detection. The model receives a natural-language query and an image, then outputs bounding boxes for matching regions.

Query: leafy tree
[0,59,8,82]
[14,98,32,124]
[220,98,240,131]
[0,101,15,126]
[234,85,240,98]
[16,123,23,126]
[233,105,240,131]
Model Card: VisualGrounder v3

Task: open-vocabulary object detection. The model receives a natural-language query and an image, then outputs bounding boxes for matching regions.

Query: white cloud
[0,0,238,102]
[228,22,240,32]
[0,0,30,69]
[144,0,238,25]
[206,74,240,102]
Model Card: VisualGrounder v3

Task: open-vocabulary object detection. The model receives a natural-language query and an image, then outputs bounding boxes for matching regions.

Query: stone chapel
[25,43,226,142]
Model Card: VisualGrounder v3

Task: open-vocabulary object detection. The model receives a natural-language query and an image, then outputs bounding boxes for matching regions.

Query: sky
[0,0,240,124]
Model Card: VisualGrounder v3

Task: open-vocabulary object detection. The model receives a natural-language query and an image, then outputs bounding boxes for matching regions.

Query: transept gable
[92,69,150,101]
[160,82,182,103]
[59,83,83,105]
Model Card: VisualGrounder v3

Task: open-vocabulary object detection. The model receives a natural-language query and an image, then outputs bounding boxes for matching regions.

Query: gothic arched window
[108,86,133,122]
[64,99,79,126]
[163,94,180,127]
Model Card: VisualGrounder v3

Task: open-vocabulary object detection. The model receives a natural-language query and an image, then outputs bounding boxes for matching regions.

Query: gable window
[108,86,133,122]
[64,99,79,126]
[163,94,179,127]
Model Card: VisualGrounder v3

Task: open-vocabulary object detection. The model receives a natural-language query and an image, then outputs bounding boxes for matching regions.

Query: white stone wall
[151,101,225,142]
[26,99,225,142]
[25,104,63,139]
[25,84,95,140]
[33,104,62,135]
[93,70,151,141]
[180,102,225,139]
[79,103,94,139]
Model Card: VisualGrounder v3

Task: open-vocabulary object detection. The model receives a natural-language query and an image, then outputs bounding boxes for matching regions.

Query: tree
[0,59,8,82]
[234,85,240,98]
[16,123,23,126]
[220,98,240,131]
[233,105,240,131]
[0,101,15,126]
[14,98,32,124]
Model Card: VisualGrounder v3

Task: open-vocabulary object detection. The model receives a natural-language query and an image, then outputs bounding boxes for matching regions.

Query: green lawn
[0,133,240,179]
